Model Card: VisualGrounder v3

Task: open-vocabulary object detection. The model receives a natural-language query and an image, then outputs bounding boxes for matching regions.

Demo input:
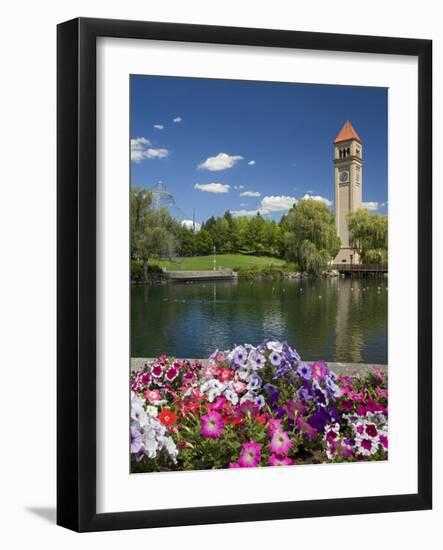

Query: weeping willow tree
[347,208,388,265]
[282,199,341,275]
[131,187,179,280]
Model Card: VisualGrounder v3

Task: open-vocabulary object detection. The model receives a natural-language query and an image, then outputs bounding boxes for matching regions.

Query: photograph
[129,76,389,474]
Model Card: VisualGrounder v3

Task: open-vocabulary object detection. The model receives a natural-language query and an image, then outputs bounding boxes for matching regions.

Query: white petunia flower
[267,341,284,353]
[224,388,239,405]
[131,394,148,427]
[143,433,159,458]
[146,405,158,417]
[237,364,253,381]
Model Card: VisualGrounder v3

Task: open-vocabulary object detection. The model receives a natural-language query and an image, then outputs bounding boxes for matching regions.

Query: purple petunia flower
[264,383,280,406]
[282,342,300,362]
[249,350,266,369]
[232,345,248,366]
[130,424,143,454]
[297,362,312,380]
[269,351,283,367]
[308,407,330,432]
[247,374,262,391]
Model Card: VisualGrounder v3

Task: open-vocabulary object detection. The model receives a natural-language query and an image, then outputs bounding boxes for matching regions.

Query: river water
[131,277,388,364]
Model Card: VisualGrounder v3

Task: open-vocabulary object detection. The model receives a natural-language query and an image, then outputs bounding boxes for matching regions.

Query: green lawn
[151,254,287,271]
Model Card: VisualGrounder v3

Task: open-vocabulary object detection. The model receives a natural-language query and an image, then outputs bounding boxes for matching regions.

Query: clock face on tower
[340,170,349,183]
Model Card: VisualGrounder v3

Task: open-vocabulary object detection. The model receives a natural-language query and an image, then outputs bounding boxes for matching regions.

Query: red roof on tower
[334,120,362,144]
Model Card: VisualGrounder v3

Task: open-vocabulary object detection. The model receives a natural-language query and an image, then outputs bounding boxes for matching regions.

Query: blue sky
[130,75,387,227]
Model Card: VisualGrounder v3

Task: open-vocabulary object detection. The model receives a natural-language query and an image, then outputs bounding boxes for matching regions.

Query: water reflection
[131,277,388,364]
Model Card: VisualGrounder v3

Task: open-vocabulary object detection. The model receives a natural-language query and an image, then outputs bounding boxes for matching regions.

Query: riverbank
[131,357,387,376]
[131,266,341,284]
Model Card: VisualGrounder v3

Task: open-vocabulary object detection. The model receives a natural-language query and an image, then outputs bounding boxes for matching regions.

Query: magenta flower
[151,364,163,378]
[141,372,151,385]
[365,423,378,438]
[238,442,261,468]
[268,454,293,467]
[165,366,179,381]
[269,430,293,455]
[268,418,283,436]
[200,411,225,439]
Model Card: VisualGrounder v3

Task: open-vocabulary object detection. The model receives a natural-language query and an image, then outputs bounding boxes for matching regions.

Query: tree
[282,199,340,274]
[245,213,266,254]
[131,187,178,280]
[347,209,388,264]
[262,219,282,256]
[178,227,195,257]
[195,229,214,255]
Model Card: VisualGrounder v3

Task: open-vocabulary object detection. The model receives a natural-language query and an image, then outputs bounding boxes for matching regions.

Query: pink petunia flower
[218,368,233,382]
[144,389,162,402]
[200,411,225,439]
[268,454,293,466]
[311,361,328,380]
[238,442,261,468]
[269,430,293,455]
[207,396,227,411]
[268,418,283,436]
[202,364,219,378]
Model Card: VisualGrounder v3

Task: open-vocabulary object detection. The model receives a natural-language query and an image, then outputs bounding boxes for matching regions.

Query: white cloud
[153,124,164,130]
[260,195,297,213]
[194,183,230,194]
[131,137,169,162]
[240,203,247,207]
[198,152,243,171]
[131,137,151,163]
[173,116,182,123]
[145,147,169,159]
[248,160,256,166]
[301,194,333,207]
[231,209,259,218]
[362,201,379,211]
[231,194,297,218]
[239,185,245,189]
[240,190,261,197]
[181,220,201,231]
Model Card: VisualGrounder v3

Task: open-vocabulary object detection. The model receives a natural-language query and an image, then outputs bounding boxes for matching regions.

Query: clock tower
[333,120,363,264]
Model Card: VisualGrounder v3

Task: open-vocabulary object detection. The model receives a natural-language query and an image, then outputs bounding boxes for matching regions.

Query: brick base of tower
[333,247,360,264]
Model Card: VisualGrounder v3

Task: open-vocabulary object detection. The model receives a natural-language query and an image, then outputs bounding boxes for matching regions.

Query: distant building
[333,121,362,264]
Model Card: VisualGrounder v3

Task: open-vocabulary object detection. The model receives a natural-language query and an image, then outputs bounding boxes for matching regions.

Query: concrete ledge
[131,357,387,376]
[166,270,237,281]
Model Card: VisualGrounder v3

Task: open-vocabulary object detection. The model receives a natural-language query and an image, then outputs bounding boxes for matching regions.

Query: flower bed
[130,341,388,472]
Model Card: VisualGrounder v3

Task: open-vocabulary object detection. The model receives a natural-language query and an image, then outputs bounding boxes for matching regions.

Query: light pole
[213,246,216,271]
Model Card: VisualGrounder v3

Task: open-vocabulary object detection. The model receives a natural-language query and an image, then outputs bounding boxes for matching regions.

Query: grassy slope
[151,254,287,271]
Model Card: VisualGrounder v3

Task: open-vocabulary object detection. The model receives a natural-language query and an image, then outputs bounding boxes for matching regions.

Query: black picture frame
[57,17,432,532]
